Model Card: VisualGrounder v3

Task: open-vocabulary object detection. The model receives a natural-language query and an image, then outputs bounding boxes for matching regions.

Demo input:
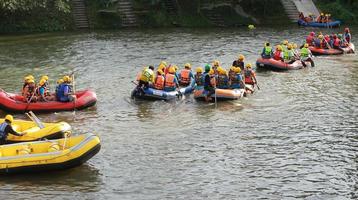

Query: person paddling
[300,43,315,67]
[203,64,215,102]
[0,115,26,145]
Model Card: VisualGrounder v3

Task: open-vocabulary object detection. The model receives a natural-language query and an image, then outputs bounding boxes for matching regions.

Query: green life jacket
[264,46,272,55]
[283,49,294,60]
[300,48,309,57]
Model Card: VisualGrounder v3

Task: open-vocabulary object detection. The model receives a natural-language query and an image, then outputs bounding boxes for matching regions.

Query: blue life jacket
[56,83,70,102]
[0,122,8,139]
[313,38,321,48]
[202,72,209,87]
[231,74,242,89]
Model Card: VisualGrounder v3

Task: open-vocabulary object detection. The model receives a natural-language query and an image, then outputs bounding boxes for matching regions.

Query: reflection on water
[0,26,357,199]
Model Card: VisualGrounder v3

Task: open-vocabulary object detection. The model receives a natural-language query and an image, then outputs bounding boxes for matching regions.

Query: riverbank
[315,0,358,24]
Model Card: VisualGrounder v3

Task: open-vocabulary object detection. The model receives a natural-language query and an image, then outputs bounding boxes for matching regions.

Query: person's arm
[175,77,179,88]
[63,85,69,96]
[5,125,23,137]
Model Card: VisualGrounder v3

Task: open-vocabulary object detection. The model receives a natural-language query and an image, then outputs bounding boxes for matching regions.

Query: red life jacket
[244,70,255,84]
[180,69,190,84]
[306,35,314,44]
[320,40,327,49]
[154,75,164,90]
[165,74,175,88]
[334,38,340,47]
[273,51,282,61]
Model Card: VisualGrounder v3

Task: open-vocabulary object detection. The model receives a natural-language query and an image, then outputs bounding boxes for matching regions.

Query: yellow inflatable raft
[0,133,100,174]
[0,119,71,144]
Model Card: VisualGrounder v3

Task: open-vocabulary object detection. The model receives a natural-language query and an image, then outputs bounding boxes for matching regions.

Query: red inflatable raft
[309,43,355,56]
[256,58,310,71]
[0,90,97,113]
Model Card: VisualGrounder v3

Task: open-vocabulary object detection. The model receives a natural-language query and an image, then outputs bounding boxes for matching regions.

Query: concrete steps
[72,0,89,29]
[163,0,178,16]
[117,0,138,27]
[200,1,226,27]
[281,0,299,22]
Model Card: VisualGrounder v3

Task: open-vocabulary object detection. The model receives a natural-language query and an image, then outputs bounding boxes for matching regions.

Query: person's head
[304,43,309,48]
[246,63,252,69]
[238,54,245,61]
[27,75,34,80]
[196,67,203,74]
[39,79,46,86]
[205,64,211,73]
[160,61,167,67]
[41,75,49,81]
[318,35,323,39]
[265,42,270,47]
[345,27,350,33]
[320,13,324,16]
[157,69,164,75]
[276,45,283,51]
[282,40,289,45]
[57,79,64,84]
[310,32,315,37]
[5,114,13,124]
[148,65,154,71]
[184,63,191,70]
[213,60,220,67]
[24,76,33,83]
[168,67,175,74]
[234,67,241,74]
[28,79,35,86]
[338,34,342,39]
[287,44,293,50]
[63,75,72,83]
[293,43,298,49]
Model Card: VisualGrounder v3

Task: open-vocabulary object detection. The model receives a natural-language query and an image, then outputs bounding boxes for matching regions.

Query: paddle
[72,73,76,116]
[25,111,45,129]
[24,88,36,112]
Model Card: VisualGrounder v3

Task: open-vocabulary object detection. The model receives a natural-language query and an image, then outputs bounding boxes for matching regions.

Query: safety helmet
[230,66,236,72]
[238,54,245,61]
[57,79,64,84]
[282,40,289,45]
[28,79,35,84]
[41,75,49,81]
[39,79,46,86]
[173,65,178,72]
[318,35,323,39]
[209,69,215,75]
[205,64,211,72]
[168,67,176,74]
[160,61,167,67]
[220,69,227,75]
[248,24,255,29]
[246,63,252,68]
[234,67,241,73]
[27,75,35,80]
[63,75,71,83]
[158,64,166,71]
[304,43,309,48]
[310,32,315,36]
[184,63,191,69]
[277,45,283,51]
[196,67,203,73]
[24,76,32,82]
[157,69,164,75]
[213,60,220,67]
[287,44,293,49]
[5,114,14,123]
[217,66,224,74]
[320,13,324,16]
[325,14,329,16]
[293,43,298,49]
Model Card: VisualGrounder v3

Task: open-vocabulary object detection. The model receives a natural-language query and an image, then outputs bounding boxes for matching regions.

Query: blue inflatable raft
[297,19,341,28]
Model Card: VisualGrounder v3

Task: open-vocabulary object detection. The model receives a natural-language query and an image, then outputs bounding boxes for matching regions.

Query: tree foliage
[0,0,70,12]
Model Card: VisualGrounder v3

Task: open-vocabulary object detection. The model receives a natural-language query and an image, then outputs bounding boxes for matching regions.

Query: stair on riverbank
[200,1,227,27]
[281,0,299,22]
[117,0,138,27]
[72,0,89,29]
[292,0,320,17]
[163,0,178,16]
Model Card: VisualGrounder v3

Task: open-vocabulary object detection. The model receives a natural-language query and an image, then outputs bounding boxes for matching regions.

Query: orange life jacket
[154,75,165,90]
[180,69,190,84]
[165,74,175,88]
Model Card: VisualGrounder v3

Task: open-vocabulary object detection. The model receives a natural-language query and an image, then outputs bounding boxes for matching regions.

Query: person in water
[261,42,273,59]
[179,63,194,86]
[203,64,215,102]
[300,43,315,67]
[216,67,229,89]
[0,115,25,145]
[232,54,245,72]
[22,79,37,102]
[56,75,76,102]
[153,69,165,90]
[138,65,155,89]
[244,63,257,86]
[229,67,245,89]
[195,67,204,86]
[164,66,179,92]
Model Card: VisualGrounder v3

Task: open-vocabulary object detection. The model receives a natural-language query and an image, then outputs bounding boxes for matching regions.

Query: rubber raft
[256,58,310,71]
[194,86,245,101]
[309,43,355,56]
[0,119,71,144]
[297,19,341,28]
[0,133,100,174]
[0,90,97,113]
[131,80,195,100]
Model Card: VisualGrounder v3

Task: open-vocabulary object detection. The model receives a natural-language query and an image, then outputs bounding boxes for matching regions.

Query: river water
[0,26,357,199]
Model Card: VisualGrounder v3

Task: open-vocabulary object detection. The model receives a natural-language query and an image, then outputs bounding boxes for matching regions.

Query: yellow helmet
[277,45,283,51]
[217,66,223,73]
[63,75,72,83]
[248,24,255,29]
[238,54,245,61]
[213,60,220,67]
[160,61,167,67]
[39,79,46,86]
[41,75,49,81]
[5,114,14,123]
[321,12,324,16]
[27,75,34,80]
[184,63,191,69]
[24,76,32,82]
[293,43,298,49]
[304,43,309,48]
[230,66,236,72]
[158,63,166,71]
[209,69,215,75]
[246,63,252,68]
[157,69,164,75]
[168,67,175,74]
[57,79,64,84]
[318,34,323,39]
[234,67,241,73]
[287,44,293,49]
[283,40,289,45]
[28,79,35,84]
[196,67,203,73]
[173,65,178,71]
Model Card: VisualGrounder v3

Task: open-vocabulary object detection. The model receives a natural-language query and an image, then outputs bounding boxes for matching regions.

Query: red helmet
[345,27,350,32]
[310,32,315,36]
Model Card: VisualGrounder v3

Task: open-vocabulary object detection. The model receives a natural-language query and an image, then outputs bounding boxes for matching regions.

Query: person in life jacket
[37,78,55,102]
[300,43,315,67]
[281,40,289,52]
[164,66,179,92]
[313,36,321,48]
[283,44,296,63]
[316,13,324,23]
[306,32,315,46]
[299,12,304,21]
[323,35,331,49]
[210,60,221,75]
[292,43,300,59]
[56,75,76,102]
[333,34,343,50]
[228,66,237,82]
[55,78,64,96]
[244,63,257,85]
[179,63,194,86]
[273,45,284,62]
[22,75,33,96]
[343,27,351,44]
[157,61,167,73]
[319,35,329,49]
[202,64,215,102]
[229,67,245,89]
[0,115,25,145]
[232,54,245,72]
[195,67,204,87]
[261,42,273,59]
[153,69,165,90]
[22,79,37,103]
[138,65,155,89]
[216,67,229,89]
